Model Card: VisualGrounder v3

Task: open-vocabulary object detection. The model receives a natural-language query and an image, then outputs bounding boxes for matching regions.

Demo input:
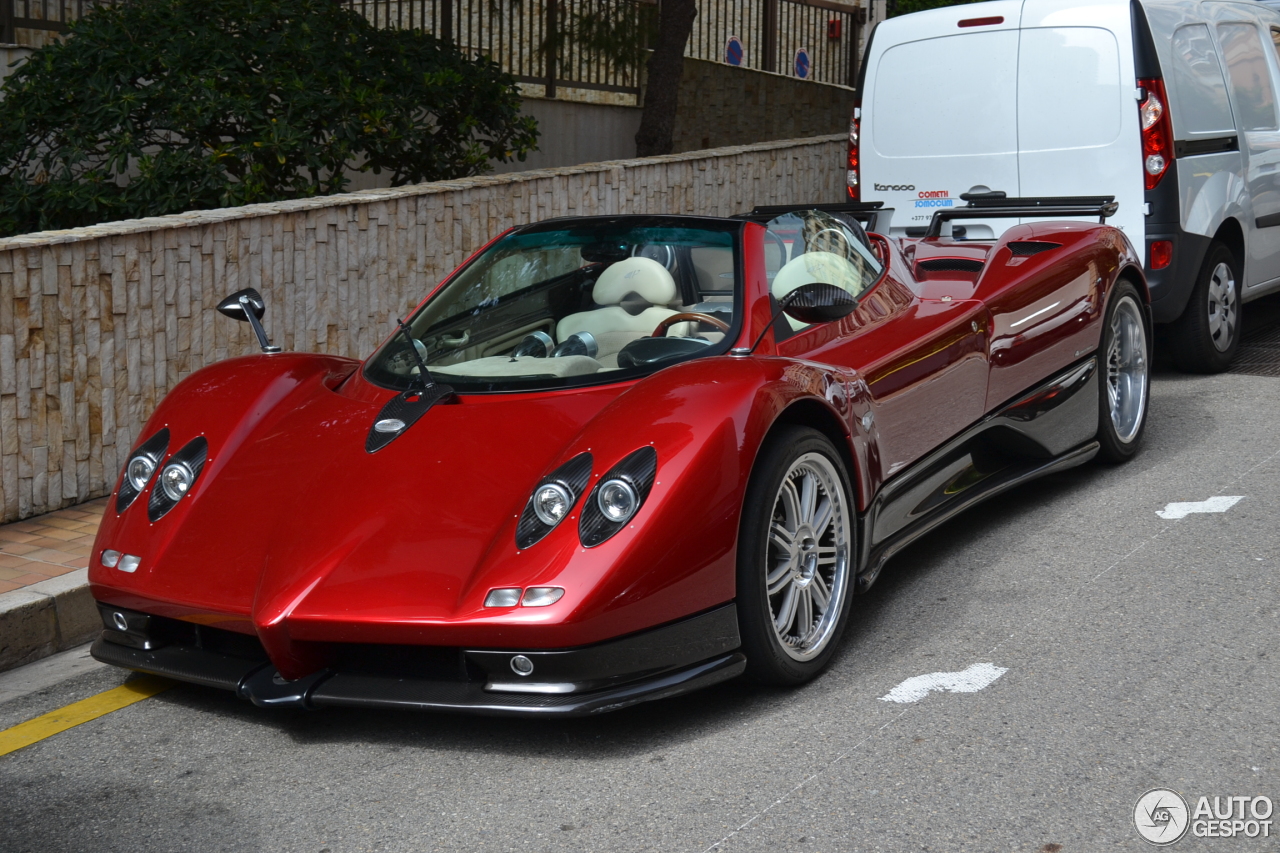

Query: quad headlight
[147,436,209,522]
[531,482,574,526]
[516,453,592,549]
[116,428,170,513]
[579,447,658,548]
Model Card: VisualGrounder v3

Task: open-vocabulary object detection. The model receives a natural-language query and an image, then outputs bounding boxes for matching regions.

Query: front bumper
[90,603,745,717]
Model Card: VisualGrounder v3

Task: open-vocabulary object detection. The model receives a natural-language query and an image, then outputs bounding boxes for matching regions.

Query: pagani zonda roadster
[89,197,1150,716]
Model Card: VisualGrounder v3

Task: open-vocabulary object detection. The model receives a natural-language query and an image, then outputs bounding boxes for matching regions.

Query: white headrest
[593,257,677,306]
[771,251,863,301]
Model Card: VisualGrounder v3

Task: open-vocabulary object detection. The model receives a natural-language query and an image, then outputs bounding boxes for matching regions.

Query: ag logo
[1135,789,1190,845]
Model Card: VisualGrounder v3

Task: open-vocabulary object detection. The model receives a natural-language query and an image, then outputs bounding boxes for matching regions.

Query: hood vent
[1008,241,1060,256]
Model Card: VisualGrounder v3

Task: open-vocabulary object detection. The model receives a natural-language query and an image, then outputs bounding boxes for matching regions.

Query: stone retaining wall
[0,134,846,522]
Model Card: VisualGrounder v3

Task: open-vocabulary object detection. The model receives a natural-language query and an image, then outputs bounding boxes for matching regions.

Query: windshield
[364,217,743,393]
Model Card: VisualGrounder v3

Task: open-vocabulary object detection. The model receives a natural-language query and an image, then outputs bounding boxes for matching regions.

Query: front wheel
[1170,242,1241,373]
[737,426,855,685]
[1096,281,1150,463]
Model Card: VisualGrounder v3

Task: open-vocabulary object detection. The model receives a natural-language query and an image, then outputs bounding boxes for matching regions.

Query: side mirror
[216,288,281,353]
[781,282,859,325]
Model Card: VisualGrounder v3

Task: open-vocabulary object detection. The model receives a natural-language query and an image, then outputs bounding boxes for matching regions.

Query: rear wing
[737,202,894,235]
[922,194,1118,239]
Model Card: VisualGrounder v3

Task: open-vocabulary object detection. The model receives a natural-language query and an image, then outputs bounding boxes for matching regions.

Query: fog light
[100,549,121,568]
[111,611,129,631]
[1149,240,1173,271]
[597,478,639,523]
[118,554,141,573]
[484,587,522,608]
[521,587,564,607]
[510,655,534,676]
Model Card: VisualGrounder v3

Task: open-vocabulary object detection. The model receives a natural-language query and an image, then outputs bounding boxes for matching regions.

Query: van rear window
[1169,24,1236,135]
[872,31,1018,157]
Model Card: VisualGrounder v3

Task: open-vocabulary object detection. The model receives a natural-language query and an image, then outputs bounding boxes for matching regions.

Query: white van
[851,0,1280,372]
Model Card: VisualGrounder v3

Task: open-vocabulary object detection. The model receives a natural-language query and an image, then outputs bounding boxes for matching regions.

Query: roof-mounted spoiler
[737,201,894,235]
[923,193,1118,239]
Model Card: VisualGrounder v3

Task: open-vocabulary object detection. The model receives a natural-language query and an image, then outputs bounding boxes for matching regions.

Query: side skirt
[855,357,1100,591]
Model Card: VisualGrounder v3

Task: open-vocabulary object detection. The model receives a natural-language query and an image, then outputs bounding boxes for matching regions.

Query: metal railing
[2,0,100,43]
[4,0,861,93]
[687,0,864,88]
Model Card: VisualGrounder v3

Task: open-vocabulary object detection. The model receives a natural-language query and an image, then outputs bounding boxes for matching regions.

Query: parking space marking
[1156,495,1245,519]
[0,675,173,758]
[703,445,1280,852]
[879,662,1008,704]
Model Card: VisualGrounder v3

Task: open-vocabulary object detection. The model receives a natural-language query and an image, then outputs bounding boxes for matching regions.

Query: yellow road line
[0,675,174,758]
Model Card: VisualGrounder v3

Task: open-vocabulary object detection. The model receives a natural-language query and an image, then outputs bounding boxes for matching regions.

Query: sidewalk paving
[0,499,105,594]
[0,499,107,673]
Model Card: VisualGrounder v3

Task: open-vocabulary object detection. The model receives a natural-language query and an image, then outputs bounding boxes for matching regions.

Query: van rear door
[1016,0,1144,242]
[863,2,1023,237]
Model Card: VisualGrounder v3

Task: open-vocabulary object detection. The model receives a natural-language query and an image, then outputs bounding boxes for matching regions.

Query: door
[1016,0,1144,243]
[1219,20,1280,288]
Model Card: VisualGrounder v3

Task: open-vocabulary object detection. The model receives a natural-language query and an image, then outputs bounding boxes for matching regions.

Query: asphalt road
[1,331,1277,852]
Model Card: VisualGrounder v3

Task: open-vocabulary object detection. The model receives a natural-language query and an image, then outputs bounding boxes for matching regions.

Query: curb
[0,572,99,673]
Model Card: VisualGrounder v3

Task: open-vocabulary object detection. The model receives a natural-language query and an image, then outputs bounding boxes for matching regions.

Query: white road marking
[878,662,1009,704]
[1156,496,1244,520]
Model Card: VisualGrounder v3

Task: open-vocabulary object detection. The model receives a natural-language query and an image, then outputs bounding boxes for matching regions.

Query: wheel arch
[769,399,860,494]
[1213,217,1245,271]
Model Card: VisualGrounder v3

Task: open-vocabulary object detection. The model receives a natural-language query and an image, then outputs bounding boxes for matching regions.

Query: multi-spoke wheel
[1097,281,1150,463]
[737,425,854,684]
[1171,242,1242,374]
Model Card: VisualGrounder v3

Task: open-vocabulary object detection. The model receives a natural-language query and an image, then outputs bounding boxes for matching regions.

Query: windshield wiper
[396,317,438,392]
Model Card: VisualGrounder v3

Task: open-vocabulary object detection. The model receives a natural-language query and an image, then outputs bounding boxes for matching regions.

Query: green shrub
[0,0,539,237]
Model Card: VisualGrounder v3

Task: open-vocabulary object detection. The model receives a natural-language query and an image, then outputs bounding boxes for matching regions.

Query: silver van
[852,0,1280,372]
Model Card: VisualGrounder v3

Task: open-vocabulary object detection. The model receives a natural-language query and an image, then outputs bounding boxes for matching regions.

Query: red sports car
[88,197,1150,715]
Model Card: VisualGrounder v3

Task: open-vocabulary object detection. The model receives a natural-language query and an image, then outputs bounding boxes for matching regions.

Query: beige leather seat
[557,257,686,367]
[771,251,864,330]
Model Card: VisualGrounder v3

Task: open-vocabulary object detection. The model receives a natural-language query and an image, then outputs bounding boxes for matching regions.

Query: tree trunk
[634,0,697,157]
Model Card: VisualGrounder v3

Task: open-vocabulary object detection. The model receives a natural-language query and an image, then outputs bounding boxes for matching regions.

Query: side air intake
[1007,241,1060,256]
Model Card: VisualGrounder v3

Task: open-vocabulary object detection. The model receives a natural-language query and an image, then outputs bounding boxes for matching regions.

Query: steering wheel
[653,312,731,337]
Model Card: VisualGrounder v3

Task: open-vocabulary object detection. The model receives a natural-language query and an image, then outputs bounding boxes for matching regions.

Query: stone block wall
[671,57,853,153]
[0,134,845,522]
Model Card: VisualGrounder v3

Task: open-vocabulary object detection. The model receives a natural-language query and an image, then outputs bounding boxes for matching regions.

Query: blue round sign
[726,36,744,66]
[794,48,810,79]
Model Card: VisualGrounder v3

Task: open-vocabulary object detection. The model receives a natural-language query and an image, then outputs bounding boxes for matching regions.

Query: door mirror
[216,288,266,321]
[216,288,281,353]
[781,282,859,325]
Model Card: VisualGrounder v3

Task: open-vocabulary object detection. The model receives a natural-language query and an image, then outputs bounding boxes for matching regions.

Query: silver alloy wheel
[1106,295,1148,444]
[765,452,851,662]
[1206,261,1238,353]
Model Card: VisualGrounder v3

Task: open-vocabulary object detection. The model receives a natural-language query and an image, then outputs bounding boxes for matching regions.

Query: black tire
[737,426,855,685]
[1170,242,1241,373]
[1096,281,1151,463]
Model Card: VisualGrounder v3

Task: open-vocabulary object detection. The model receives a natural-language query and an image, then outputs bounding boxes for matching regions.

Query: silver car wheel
[765,452,851,662]
[1106,295,1148,444]
[1206,261,1238,353]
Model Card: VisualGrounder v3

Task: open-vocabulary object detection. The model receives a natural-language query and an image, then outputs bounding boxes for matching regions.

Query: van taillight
[846,108,860,200]
[1138,78,1173,190]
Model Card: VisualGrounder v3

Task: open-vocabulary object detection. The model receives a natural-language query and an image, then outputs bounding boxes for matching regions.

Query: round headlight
[597,478,639,523]
[532,483,573,526]
[159,461,195,502]
[126,456,155,491]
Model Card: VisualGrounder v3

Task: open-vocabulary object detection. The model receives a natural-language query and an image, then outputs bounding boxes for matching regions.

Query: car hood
[96,360,622,642]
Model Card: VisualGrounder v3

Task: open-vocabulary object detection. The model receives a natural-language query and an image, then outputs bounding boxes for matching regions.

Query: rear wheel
[1171,242,1241,373]
[1096,281,1150,463]
[737,426,854,685]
